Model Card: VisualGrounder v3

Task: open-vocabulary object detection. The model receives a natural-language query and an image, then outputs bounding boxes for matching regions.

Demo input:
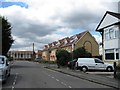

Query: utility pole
[32,43,35,60]
[33,43,34,53]
[0,18,2,55]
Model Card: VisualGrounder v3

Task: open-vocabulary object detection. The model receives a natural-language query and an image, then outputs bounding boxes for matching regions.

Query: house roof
[43,31,88,50]
[8,51,33,54]
[96,11,120,32]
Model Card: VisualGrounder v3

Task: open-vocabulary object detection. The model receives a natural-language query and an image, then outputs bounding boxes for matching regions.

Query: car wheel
[106,67,113,72]
[8,72,10,77]
[81,66,88,72]
[2,80,6,84]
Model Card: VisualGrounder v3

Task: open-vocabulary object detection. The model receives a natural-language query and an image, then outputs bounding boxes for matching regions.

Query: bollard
[114,62,116,78]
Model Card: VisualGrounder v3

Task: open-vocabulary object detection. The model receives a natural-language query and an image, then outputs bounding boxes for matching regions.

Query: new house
[96,11,120,63]
[42,31,99,61]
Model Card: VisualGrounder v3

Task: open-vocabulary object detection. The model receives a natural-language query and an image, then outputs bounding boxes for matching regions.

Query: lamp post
[72,43,75,60]
[0,22,2,55]
[48,47,51,61]
[32,43,36,60]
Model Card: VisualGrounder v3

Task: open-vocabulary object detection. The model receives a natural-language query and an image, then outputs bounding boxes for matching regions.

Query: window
[21,54,23,58]
[109,28,114,39]
[0,57,4,64]
[105,49,114,60]
[114,27,119,38]
[104,29,109,40]
[104,26,119,40]
[95,59,103,63]
[116,49,119,59]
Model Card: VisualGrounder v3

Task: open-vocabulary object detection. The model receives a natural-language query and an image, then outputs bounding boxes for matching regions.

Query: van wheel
[81,66,88,72]
[106,67,113,72]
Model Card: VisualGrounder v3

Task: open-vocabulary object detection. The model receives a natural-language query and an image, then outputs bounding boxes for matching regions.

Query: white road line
[13,82,16,85]
[68,86,72,88]
[67,75,70,77]
[45,68,58,73]
[61,82,64,84]
[12,86,14,90]
[64,83,67,86]
[56,79,59,81]
[48,74,50,76]
[12,73,18,89]
[52,77,55,79]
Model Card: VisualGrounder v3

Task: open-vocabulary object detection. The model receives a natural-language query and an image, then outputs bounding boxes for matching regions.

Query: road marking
[13,82,16,85]
[61,82,64,84]
[68,86,72,88]
[67,75,70,77]
[12,73,18,89]
[46,68,57,73]
[52,77,55,79]
[64,83,67,86]
[56,79,59,82]
[48,75,51,76]
[12,86,14,90]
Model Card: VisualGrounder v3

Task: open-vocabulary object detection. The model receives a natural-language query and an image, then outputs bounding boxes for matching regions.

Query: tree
[56,49,71,66]
[72,47,92,59]
[0,16,14,56]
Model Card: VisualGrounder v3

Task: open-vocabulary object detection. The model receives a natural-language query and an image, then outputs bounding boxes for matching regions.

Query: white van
[75,58,114,72]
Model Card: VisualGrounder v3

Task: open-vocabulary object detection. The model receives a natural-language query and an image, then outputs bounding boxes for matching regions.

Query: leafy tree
[72,47,92,59]
[0,16,14,56]
[56,49,71,66]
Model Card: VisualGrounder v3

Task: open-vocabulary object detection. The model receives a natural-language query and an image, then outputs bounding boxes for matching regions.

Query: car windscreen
[0,57,4,64]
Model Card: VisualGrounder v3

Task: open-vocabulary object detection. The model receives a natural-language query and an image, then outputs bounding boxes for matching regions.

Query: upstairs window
[104,29,109,40]
[104,25,119,40]
[114,26,119,38]
[109,28,114,39]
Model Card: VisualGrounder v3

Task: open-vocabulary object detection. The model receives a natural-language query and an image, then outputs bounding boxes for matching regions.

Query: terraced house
[42,31,99,61]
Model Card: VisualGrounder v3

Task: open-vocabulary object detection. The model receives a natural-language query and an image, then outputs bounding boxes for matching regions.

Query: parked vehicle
[0,55,11,83]
[34,57,43,61]
[67,59,77,69]
[75,58,114,72]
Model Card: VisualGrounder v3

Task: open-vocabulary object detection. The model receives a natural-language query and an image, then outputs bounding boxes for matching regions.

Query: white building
[96,11,120,63]
[8,51,33,60]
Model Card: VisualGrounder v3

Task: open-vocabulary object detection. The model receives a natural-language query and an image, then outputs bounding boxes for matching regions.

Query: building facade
[8,51,33,60]
[96,11,120,63]
[42,31,99,61]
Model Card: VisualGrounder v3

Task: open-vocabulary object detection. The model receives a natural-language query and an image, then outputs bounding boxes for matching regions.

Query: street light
[48,47,51,61]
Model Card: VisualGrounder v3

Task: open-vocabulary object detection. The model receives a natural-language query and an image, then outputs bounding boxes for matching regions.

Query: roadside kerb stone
[45,66,119,89]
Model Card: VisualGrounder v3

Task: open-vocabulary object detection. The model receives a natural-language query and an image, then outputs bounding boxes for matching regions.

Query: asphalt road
[2,61,115,88]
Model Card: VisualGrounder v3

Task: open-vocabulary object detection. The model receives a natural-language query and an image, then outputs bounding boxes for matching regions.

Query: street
[2,61,115,88]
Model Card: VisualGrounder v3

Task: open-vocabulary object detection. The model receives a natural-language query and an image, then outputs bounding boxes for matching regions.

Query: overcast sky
[0,0,119,51]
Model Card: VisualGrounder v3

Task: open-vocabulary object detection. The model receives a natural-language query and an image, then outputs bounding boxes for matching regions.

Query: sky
[0,0,119,51]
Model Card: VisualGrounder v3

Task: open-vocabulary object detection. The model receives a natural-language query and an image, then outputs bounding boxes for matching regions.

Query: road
[2,61,115,88]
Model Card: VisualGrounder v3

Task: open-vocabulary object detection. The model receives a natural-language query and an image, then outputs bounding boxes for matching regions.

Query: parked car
[75,58,114,72]
[34,57,43,61]
[0,55,11,83]
[67,59,77,69]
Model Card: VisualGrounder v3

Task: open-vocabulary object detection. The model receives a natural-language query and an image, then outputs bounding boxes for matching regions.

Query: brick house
[42,31,99,61]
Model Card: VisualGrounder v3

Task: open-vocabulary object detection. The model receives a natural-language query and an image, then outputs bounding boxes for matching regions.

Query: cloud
[0,0,119,51]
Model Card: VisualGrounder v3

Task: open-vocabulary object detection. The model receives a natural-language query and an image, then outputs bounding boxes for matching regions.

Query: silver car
[0,55,11,83]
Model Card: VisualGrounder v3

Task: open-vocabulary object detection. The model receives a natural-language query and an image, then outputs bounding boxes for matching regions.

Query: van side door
[94,59,106,70]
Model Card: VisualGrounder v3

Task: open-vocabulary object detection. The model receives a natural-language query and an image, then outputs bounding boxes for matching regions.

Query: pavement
[43,64,120,89]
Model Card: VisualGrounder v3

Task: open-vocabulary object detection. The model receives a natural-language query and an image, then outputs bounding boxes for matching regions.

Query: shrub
[56,49,71,66]
[72,47,92,59]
